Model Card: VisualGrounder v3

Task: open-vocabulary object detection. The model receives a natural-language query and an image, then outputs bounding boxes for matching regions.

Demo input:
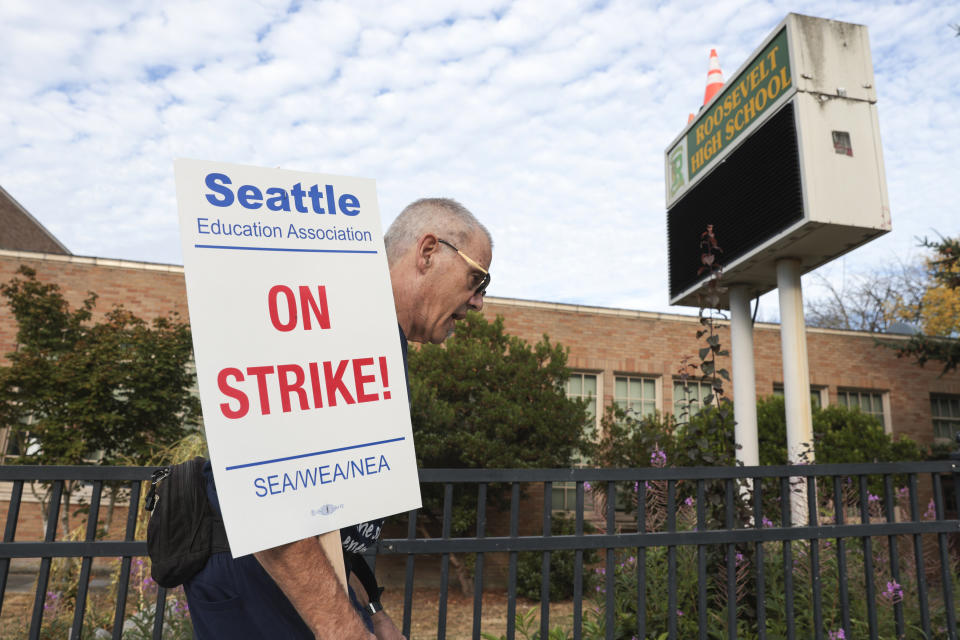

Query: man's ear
[416,233,440,274]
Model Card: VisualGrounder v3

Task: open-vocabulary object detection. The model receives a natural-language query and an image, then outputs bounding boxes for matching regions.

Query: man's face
[419,232,492,344]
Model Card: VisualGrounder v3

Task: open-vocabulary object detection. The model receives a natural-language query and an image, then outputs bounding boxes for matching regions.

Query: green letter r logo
[669,148,685,197]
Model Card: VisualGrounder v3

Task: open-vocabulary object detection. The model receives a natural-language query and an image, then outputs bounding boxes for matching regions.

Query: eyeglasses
[437,238,490,297]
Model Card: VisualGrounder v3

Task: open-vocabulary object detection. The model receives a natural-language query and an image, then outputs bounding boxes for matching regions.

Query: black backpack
[143,457,383,599]
[144,456,229,588]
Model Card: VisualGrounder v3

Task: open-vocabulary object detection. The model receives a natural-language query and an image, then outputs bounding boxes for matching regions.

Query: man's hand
[348,569,405,640]
[255,537,371,639]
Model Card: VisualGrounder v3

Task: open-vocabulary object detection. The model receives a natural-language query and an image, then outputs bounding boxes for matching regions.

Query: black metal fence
[1,462,958,639]
[0,465,151,639]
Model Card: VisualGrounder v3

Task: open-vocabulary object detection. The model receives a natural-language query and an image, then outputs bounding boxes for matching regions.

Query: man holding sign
[181,192,492,639]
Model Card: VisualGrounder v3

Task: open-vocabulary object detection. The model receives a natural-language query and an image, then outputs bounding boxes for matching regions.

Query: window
[550,480,594,513]
[837,389,886,424]
[554,373,599,510]
[566,373,598,423]
[931,394,960,441]
[673,379,713,419]
[1,416,39,463]
[615,376,657,418]
[773,384,825,409]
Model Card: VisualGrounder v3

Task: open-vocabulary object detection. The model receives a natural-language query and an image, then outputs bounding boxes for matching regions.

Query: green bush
[588,401,740,471]
[516,514,598,601]
[581,537,959,640]
[592,395,926,471]
[756,395,924,466]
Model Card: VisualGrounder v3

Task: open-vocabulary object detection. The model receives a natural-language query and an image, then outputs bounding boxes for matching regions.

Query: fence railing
[1,462,958,640]
[0,465,150,640]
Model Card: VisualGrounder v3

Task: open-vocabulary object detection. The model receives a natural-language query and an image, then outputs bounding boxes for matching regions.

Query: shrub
[756,395,924,465]
[516,514,599,601]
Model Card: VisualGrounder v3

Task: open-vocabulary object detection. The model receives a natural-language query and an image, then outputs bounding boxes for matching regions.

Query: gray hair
[384,198,492,267]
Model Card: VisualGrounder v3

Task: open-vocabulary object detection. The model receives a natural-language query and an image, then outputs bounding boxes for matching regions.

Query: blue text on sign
[204,172,360,215]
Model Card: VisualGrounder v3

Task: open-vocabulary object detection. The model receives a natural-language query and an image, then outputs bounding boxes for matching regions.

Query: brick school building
[1,185,958,547]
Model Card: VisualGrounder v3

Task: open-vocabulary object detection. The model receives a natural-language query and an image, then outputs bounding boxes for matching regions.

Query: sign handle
[318,529,348,592]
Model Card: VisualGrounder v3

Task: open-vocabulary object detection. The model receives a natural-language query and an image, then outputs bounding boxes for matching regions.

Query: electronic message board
[665,14,890,307]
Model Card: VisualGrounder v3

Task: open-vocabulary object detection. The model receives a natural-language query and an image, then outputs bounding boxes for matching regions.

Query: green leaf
[409,312,590,535]
[0,266,200,469]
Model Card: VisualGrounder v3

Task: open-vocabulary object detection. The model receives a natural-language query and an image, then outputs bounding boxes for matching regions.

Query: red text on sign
[217,356,392,419]
[268,285,331,332]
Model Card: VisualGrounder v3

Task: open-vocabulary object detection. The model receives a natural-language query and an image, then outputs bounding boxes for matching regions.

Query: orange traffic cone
[703,49,724,105]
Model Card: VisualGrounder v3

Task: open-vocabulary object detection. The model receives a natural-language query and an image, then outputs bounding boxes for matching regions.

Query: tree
[410,312,590,470]
[889,236,960,374]
[803,236,960,373]
[804,259,926,333]
[0,266,201,533]
[408,311,589,592]
[755,395,923,466]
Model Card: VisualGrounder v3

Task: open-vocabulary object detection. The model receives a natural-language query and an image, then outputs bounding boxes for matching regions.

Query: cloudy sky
[1,0,957,319]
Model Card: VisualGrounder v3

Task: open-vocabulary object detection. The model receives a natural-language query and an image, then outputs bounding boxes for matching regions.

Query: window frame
[565,371,602,436]
[555,371,603,512]
[672,378,715,420]
[772,383,827,409]
[614,374,660,419]
[930,393,960,442]
[836,388,891,434]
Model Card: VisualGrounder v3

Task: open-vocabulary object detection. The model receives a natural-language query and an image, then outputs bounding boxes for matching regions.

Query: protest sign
[174,159,420,557]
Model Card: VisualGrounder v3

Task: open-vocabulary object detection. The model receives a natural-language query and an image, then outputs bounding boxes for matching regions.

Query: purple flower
[828,629,846,640]
[44,591,61,612]
[736,552,745,564]
[650,447,667,467]
[884,580,904,603]
[924,499,936,520]
[868,493,880,503]
[762,516,774,528]
[677,609,684,617]
[583,481,592,492]
[684,497,694,507]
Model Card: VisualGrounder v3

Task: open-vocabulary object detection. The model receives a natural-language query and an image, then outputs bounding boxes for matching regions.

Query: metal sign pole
[776,258,815,525]
[729,285,759,467]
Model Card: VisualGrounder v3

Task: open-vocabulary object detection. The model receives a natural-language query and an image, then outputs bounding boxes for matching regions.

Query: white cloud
[1,0,958,317]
